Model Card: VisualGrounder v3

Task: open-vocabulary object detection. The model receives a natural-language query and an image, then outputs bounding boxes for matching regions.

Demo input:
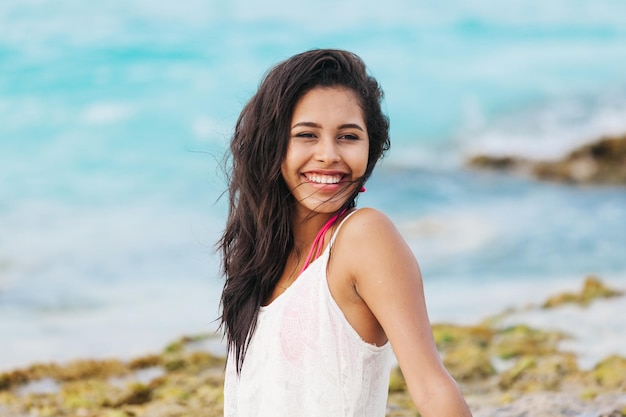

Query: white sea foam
[0,198,223,372]
[401,214,495,261]
[0,280,222,371]
[458,92,626,161]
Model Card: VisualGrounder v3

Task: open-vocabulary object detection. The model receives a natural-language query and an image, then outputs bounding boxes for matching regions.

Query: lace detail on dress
[224,210,393,417]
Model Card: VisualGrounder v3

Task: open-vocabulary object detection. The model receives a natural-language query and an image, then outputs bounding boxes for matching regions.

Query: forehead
[291,87,364,123]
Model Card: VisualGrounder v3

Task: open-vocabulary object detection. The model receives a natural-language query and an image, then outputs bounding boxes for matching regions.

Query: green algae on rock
[542,275,623,309]
[0,335,226,417]
[0,359,131,392]
[443,341,496,382]
[588,355,626,390]
[498,353,580,392]
[492,324,565,359]
[432,324,493,350]
[431,323,496,382]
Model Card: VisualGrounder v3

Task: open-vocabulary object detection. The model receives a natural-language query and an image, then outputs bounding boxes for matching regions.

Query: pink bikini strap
[300,208,347,274]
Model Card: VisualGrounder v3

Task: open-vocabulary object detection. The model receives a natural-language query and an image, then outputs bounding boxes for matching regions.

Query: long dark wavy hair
[218,49,390,373]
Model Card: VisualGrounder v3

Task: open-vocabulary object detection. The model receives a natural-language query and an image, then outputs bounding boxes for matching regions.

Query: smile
[304,173,344,185]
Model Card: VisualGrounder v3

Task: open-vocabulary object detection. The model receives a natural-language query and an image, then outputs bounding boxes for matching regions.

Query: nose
[315,136,340,164]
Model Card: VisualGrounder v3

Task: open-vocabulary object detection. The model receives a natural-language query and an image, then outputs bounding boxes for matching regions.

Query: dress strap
[328,209,359,247]
[300,208,360,274]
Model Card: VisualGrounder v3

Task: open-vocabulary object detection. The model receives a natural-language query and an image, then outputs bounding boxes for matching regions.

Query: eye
[339,133,359,141]
[294,132,316,139]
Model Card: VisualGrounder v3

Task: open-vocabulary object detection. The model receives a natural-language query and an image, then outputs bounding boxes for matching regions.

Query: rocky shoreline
[1,277,625,417]
[467,134,626,185]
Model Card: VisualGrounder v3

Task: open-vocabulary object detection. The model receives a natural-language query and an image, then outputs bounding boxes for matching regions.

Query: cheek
[282,144,307,173]
[280,149,301,185]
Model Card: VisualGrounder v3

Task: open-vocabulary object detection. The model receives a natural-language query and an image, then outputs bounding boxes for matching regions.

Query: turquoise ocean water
[1,0,626,370]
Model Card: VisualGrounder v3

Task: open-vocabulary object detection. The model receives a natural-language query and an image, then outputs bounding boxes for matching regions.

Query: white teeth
[306,173,342,184]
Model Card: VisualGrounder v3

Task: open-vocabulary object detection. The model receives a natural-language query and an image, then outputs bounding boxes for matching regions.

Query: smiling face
[281,86,369,218]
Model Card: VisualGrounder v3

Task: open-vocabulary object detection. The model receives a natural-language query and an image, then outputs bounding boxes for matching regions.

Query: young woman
[219,49,472,417]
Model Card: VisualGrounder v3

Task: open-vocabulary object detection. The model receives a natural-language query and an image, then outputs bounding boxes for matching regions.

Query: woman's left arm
[347,208,473,417]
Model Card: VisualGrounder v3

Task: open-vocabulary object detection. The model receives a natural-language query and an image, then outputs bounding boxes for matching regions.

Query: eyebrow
[291,121,364,131]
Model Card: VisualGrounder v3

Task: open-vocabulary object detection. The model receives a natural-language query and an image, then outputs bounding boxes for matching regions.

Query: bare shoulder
[340,207,399,240]
[337,207,419,280]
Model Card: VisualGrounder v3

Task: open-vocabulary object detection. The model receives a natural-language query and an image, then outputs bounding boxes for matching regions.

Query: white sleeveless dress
[223,211,393,416]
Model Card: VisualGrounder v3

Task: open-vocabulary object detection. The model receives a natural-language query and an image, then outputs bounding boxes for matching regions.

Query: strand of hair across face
[300,208,347,275]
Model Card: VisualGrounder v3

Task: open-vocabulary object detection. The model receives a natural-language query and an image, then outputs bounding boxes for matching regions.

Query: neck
[291,205,330,241]
[294,208,348,274]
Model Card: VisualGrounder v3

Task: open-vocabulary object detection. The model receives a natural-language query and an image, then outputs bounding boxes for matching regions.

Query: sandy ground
[466,390,626,417]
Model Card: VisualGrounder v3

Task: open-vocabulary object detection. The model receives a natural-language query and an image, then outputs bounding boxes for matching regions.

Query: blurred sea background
[1,0,626,372]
